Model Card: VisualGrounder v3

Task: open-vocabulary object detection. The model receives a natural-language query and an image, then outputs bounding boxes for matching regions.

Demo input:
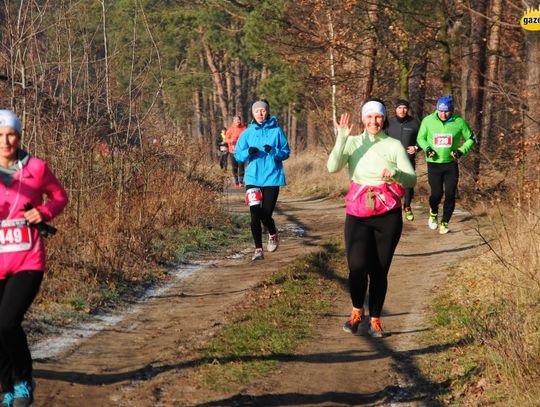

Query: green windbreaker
[416,111,475,163]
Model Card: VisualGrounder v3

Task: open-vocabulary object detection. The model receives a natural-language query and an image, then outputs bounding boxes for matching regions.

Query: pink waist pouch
[345,181,405,217]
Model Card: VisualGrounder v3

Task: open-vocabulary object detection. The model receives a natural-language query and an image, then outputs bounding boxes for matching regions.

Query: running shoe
[251,248,264,261]
[267,234,279,252]
[404,207,414,221]
[439,222,449,234]
[1,392,13,407]
[13,381,33,407]
[428,211,438,230]
[343,308,364,334]
[367,318,385,338]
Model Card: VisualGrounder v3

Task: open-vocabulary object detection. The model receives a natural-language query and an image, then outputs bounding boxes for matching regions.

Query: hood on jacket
[251,116,279,129]
[0,149,30,186]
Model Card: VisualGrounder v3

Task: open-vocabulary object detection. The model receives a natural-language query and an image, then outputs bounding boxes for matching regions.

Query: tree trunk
[480,0,502,158]
[327,9,337,124]
[224,50,233,121]
[464,0,487,131]
[360,0,379,101]
[192,90,203,140]
[409,58,427,118]
[464,0,487,184]
[306,111,316,150]
[524,1,540,183]
[290,111,298,154]
[233,58,242,117]
[397,38,412,100]
[460,48,470,113]
[398,59,411,100]
[437,1,453,95]
[199,26,229,128]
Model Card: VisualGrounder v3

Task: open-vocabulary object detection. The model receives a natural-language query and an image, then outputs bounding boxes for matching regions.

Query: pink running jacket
[0,157,68,279]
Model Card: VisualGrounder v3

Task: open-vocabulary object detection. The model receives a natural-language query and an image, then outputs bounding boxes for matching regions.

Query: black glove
[248,147,259,155]
[23,203,57,237]
[425,147,436,158]
[263,144,272,153]
[451,149,463,159]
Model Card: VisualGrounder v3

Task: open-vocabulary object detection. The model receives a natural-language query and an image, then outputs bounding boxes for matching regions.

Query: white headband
[361,101,386,119]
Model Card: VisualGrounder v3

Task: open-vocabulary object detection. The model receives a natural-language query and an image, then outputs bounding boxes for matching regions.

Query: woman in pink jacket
[0,110,68,407]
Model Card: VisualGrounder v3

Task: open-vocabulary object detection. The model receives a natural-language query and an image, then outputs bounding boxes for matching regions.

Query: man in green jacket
[416,95,475,234]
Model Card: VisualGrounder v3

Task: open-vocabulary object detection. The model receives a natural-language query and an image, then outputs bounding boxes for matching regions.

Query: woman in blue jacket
[234,100,290,261]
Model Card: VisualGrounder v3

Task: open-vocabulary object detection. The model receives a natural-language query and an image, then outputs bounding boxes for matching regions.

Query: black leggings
[427,161,459,223]
[0,271,43,392]
[246,185,279,249]
[344,209,402,318]
[219,152,228,171]
[403,158,416,208]
[230,156,245,183]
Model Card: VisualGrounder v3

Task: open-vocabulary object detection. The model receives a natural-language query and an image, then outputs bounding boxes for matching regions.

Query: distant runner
[327,98,416,337]
[217,128,229,171]
[0,110,68,407]
[416,95,475,234]
[225,115,247,188]
[387,99,420,221]
[234,100,290,261]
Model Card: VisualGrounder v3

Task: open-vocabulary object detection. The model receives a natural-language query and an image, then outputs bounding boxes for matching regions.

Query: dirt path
[32,188,482,406]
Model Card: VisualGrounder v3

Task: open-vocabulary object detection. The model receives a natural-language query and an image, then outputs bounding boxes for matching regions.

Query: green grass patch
[431,294,475,329]
[153,214,252,263]
[195,240,346,392]
[415,269,489,406]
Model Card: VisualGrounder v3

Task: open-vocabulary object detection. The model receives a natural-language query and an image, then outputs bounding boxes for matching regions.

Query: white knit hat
[0,110,22,134]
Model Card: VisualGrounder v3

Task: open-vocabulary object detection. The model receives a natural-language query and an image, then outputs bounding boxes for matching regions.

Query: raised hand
[334,113,354,136]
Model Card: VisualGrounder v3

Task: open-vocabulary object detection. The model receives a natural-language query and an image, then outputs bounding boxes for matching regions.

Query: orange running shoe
[368,317,386,338]
[343,308,364,334]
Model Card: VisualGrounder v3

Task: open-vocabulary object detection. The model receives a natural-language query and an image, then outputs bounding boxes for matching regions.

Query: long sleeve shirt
[327,128,416,188]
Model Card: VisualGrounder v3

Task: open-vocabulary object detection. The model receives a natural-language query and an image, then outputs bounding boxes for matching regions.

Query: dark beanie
[395,99,410,109]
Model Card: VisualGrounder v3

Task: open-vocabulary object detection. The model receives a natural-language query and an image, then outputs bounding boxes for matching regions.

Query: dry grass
[432,203,540,405]
[282,149,349,198]
[33,135,226,314]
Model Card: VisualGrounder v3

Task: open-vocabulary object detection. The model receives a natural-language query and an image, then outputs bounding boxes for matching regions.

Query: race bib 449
[433,133,453,147]
[0,219,32,253]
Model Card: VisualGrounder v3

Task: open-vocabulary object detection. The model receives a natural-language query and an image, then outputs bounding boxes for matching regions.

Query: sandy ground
[31,187,483,406]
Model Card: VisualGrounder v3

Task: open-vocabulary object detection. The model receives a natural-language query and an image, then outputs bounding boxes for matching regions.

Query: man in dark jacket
[387,99,420,221]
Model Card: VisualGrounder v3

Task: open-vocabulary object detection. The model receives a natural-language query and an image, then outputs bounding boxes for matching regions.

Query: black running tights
[344,209,402,317]
[427,161,459,223]
[230,156,245,183]
[246,185,279,249]
[0,271,43,392]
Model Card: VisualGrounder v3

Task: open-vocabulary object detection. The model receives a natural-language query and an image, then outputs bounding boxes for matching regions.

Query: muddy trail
[31,187,483,406]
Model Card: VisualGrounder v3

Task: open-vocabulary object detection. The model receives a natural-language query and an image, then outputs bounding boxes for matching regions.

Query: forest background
[0,0,539,403]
